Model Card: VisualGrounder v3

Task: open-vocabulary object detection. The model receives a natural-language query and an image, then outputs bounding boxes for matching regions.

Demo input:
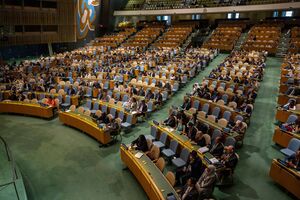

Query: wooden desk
[279,84,300,94]
[277,94,300,105]
[269,159,300,199]
[28,92,79,106]
[120,146,180,200]
[0,101,54,119]
[184,110,240,139]
[91,99,138,124]
[275,109,300,123]
[59,111,111,145]
[204,77,259,92]
[272,127,300,147]
[190,96,247,122]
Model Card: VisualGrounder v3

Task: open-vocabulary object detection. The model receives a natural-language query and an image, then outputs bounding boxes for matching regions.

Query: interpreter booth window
[227,13,240,19]
[282,11,293,17]
[192,14,201,20]
[273,11,279,18]
[163,16,171,25]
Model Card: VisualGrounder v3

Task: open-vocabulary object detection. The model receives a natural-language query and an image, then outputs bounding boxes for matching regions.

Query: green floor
[0,54,296,200]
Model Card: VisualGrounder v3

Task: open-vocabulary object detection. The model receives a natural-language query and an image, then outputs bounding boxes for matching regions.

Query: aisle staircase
[234,32,248,51]
[276,29,290,58]
[181,29,200,50]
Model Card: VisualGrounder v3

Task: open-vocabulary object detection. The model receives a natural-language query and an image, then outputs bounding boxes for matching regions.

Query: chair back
[165,171,176,187]
[222,94,228,104]
[93,102,99,110]
[159,132,168,144]
[235,115,243,122]
[287,138,300,152]
[122,95,129,102]
[86,100,92,109]
[147,101,153,112]
[118,111,124,121]
[126,114,133,124]
[180,148,190,163]
[151,126,158,138]
[150,145,160,160]
[211,129,222,145]
[110,108,116,118]
[101,105,107,113]
[212,107,220,118]
[223,111,232,121]
[65,95,71,104]
[192,100,200,110]
[202,103,210,113]
[155,157,166,172]
[107,90,113,97]
[286,114,298,124]
[170,140,178,153]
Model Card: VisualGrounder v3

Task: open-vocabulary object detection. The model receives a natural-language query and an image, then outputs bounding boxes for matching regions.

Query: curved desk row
[150,122,225,168]
[190,96,248,122]
[272,127,300,148]
[1,91,79,106]
[58,111,111,145]
[275,109,300,123]
[120,146,180,200]
[277,94,300,105]
[0,101,54,119]
[184,110,240,139]
[269,159,300,199]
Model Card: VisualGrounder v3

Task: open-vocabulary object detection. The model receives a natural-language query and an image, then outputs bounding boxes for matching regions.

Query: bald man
[221,145,239,169]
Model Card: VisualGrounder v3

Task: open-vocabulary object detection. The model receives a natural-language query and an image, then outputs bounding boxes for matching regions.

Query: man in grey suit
[195,165,217,199]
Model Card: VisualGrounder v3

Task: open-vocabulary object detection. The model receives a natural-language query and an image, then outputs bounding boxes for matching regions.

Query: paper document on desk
[167,128,174,132]
[135,152,143,159]
[209,158,219,164]
[66,110,71,112]
[198,146,209,153]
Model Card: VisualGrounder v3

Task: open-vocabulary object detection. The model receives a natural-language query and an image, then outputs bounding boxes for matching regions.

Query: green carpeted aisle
[0,54,295,200]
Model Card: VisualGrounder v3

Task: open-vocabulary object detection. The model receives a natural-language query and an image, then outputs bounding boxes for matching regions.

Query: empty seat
[172,148,190,168]
[153,132,168,149]
[162,139,178,158]
[222,111,232,121]
[280,138,300,157]
[202,103,210,114]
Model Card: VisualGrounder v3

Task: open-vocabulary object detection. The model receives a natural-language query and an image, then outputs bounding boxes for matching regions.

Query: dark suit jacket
[210,143,224,157]
[164,116,177,128]
[138,103,148,113]
[180,185,199,200]
[155,93,163,102]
